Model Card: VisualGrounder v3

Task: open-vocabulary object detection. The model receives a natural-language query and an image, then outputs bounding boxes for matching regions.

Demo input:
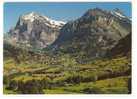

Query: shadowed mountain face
[6,12,65,49]
[52,8,131,58]
[107,33,131,57]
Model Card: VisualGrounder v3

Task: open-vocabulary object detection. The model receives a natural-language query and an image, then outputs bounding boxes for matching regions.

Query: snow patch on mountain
[22,12,66,28]
[113,11,126,18]
[110,11,127,19]
[22,12,37,22]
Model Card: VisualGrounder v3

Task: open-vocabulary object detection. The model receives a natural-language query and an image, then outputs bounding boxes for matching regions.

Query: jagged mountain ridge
[52,8,131,58]
[5,8,131,59]
[6,12,66,49]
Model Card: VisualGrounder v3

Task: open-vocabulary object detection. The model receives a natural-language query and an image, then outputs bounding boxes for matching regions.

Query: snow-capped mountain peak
[22,12,40,22]
[111,9,126,19]
[21,12,66,28]
[8,12,66,49]
[113,11,126,18]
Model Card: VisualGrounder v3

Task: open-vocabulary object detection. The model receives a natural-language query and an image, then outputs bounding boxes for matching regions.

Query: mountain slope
[52,8,131,59]
[6,12,65,49]
[107,33,131,57]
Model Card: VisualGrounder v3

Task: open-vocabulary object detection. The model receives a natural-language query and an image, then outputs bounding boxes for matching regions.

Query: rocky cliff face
[6,12,65,49]
[5,8,131,59]
[52,8,131,58]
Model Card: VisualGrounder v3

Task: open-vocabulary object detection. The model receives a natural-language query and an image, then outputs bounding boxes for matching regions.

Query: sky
[4,2,131,33]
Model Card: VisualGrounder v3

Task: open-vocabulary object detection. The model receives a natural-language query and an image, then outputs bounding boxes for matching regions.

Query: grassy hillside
[3,44,131,94]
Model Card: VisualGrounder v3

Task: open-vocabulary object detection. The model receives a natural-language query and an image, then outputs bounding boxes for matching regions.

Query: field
[3,48,131,94]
